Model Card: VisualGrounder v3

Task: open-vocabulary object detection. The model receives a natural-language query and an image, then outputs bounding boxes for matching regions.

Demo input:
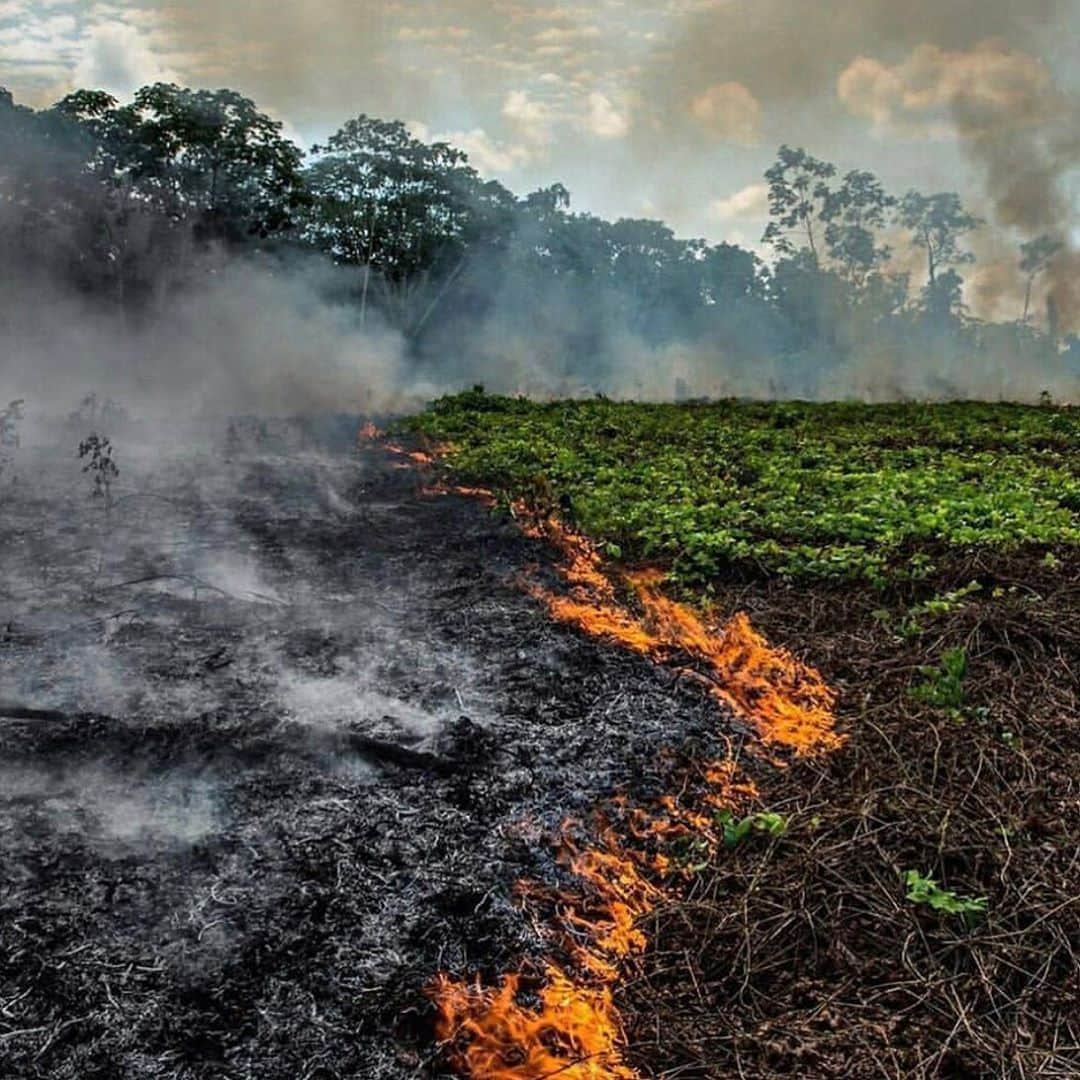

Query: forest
[2,82,1077,401]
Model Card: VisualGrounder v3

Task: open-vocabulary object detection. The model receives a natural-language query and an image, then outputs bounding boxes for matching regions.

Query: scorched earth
[0,416,781,1078]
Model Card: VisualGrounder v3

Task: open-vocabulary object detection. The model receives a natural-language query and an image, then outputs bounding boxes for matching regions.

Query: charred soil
[1,429,747,1079]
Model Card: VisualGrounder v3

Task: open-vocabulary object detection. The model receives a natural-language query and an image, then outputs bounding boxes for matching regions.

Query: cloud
[502,88,554,146]
[534,25,602,44]
[689,81,761,143]
[708,182,768,223]
[583,91,630,138]
[72,19,177,97]
[435,127,531,175]
[396,26,473,42]
[837,40,1056,139]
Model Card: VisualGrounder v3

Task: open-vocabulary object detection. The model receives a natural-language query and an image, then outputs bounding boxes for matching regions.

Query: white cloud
[72,20,177,97]
[534,24,602,43]
[502,88,554,146]
[435,127,531,176]
[396,25,472,42]
[708,182,769,223]
[583,91,629,138]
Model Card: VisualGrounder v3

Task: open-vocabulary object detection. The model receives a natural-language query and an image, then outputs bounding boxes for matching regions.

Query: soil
[619,553,1080,1079]
[3,421,1077,1079]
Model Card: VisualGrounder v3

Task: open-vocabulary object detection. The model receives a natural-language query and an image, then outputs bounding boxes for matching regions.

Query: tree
[896,191,982,288]
[700,242,764,305]
[920,267,966,323]
[65,84,306,242]
[821,170,894,286]
[762,146,836,261]
[1019,234,1063,324]
[301,115,515,331]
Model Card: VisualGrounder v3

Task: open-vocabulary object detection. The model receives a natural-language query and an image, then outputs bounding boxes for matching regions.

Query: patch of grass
[909,646,969,715]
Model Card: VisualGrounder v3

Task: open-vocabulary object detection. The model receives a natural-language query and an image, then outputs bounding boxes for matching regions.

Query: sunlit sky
[3,1,1077,266]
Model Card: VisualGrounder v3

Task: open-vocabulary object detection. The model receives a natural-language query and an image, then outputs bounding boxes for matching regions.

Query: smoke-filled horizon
[4,2,1079,238]
[2,66,1080,409]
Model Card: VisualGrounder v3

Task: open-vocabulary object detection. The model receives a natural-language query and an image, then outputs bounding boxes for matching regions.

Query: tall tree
[762,146,836,261]
[896,191,982,288]
[821,170,894,286]
[301,116,514,330]
[66,84,307,242]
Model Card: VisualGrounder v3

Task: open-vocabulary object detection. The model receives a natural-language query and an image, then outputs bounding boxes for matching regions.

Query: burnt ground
[0,420,736,1080]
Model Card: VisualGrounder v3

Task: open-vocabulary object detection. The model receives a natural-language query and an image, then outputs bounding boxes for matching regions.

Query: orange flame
[422,481,498,508]
[428,497,841,1079]
[385,443,436,465]
[520,513,841,757]
[430,965,636,1080]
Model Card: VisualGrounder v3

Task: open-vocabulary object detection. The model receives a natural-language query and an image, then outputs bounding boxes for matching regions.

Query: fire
[422,481,498,508]
[357,420,383,443]
[412,474,842,1079]
[385,443,436,465]
[430,965,636,1080]
[519,513,841,757]
[430,759,761,1077]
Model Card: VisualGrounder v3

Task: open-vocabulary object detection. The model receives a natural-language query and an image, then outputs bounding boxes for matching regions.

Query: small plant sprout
[896,581,982,638]
[715,809,788,849]
[909,647,968,718]
[904,870,987,924]
[79,433,119,506]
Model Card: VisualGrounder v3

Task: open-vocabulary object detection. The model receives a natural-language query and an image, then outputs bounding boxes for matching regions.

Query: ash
[0,417,727,1078]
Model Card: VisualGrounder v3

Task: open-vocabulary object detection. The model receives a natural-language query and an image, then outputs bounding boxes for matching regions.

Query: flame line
[358,427,842,1078]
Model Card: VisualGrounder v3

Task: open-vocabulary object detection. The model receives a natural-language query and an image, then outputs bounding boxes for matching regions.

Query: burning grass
[516,509,841,757]
[427,491,843,1079]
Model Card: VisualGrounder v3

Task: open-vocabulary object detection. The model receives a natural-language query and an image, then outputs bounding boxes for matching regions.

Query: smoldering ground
[0,413,744,1078]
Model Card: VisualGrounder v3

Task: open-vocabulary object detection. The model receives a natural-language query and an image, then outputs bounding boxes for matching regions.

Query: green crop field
[406,391,1080,588]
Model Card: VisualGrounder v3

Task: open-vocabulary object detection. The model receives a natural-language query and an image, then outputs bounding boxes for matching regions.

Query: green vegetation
[908,647,969,716]
[716,809,788,848]
[903,870,988,923]
[407,393,1080,585]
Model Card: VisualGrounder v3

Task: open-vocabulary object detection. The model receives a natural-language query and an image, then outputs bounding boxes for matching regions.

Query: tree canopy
[0,82,1069,390]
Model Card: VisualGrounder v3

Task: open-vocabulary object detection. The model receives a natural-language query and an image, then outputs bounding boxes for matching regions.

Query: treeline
[1,83,1075,394]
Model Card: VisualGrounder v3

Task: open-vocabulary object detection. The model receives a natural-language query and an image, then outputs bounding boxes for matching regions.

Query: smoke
[836,35,1080,329]
[636,0,1065,128]
[0,256,422,419]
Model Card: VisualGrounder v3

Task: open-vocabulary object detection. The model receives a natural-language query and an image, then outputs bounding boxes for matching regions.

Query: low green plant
[715,809,788,848]
[909,647,968,716]
[904,870,987,923]
[896,581,982,638]
[405,396,1080,588]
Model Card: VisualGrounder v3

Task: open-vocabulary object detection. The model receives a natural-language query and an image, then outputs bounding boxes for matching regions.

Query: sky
[3,0,1079,266]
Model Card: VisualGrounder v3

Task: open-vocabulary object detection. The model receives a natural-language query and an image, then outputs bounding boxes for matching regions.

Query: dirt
[618,555,1080,1079]
[4,421,1077,1080]
[0,422,738,1080]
